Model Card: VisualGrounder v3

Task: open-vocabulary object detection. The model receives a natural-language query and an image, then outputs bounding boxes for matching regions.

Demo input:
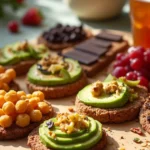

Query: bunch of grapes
[113,46,150,88]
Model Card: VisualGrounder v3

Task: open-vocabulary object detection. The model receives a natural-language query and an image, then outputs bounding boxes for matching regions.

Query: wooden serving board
[1,30,150,150]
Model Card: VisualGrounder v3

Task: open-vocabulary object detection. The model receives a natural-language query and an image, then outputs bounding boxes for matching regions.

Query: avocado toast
[26,54,87,99]
[28,113,107,150]
[75,75,148,123]
[0,41,49,76]
[0,90,54,140]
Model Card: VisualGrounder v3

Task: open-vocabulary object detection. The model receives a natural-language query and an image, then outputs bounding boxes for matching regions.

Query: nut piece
[91,81,103,97]
[104,81,120,94]
[54,113,89,134]
[38,54,69,74]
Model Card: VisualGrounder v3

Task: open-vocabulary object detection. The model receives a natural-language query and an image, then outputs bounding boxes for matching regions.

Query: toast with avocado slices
[75,75,148,123]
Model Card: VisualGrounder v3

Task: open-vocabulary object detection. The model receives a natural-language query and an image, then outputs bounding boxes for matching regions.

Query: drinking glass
[130,0,150,48]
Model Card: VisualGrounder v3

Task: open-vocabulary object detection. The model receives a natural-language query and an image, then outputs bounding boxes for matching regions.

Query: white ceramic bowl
[64,0,126,20]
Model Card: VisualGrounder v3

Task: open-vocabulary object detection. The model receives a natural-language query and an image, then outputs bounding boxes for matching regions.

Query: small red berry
[22,8,43,26]
[7,21,19,33]
[112,66,127,78]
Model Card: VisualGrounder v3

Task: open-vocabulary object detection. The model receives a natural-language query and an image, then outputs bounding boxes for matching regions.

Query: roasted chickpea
[17,91,26,99]
[37,102,50,114]
[15,100,28,114]
[0,95,5,108]
[0,115,12,128]
[30,109,42,122]
[0,109,5,116]
[20,95,26,100]
[29,97,40,108]
[5,69,16,79]
[0,73,11,83]
[2,83,9,92]
[32,91,45,101]
[26,94,32,99]
[2,101,16,115]
[0,66,5,73]
[26,103,34,114]
[4,90,18,103]
[0,90,6,96]
[16,114,30,127]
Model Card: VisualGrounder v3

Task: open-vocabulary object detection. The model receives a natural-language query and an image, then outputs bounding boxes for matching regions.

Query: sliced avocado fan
[27,58,82,86]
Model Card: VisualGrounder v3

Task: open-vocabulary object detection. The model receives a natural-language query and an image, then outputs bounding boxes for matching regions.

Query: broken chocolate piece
[96,32,123,42]
[75,42,107,56]
[86,38,112,48]
[62,50,98,65]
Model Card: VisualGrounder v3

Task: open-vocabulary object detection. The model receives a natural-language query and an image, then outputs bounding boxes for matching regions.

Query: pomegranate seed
[126,71,138,80]
[116,53,124,60]
[7,21,19,33]
[138,76,149,88]
[130,58,143,70]
[112,66,127,78]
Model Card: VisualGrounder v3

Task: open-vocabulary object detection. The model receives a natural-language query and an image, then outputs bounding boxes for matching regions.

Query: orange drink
[130,0,150,48]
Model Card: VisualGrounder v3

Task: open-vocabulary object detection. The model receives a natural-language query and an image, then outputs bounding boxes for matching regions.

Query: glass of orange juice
[130,0,150,48]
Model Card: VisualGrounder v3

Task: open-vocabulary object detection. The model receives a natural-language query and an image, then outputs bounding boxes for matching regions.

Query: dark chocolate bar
[86,38,112,48]
[96,32,122,42]
[62,30,129,77]
[75,42,107,56]
[63,50,98,65]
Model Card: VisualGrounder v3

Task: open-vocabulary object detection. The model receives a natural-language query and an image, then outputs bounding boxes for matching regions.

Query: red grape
[112,66,127,78]
[138,76,149,88]
[144,50,150,63]
[130,58,143,70]
[116,53,124,60]
[128,46,145,59]
[121,55,130,66]
[113,61,123,68]
[126,71,137,80]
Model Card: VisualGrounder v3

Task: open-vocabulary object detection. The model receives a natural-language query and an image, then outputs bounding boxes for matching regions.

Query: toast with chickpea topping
[0,65,19,91]
[0,90,54,140]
